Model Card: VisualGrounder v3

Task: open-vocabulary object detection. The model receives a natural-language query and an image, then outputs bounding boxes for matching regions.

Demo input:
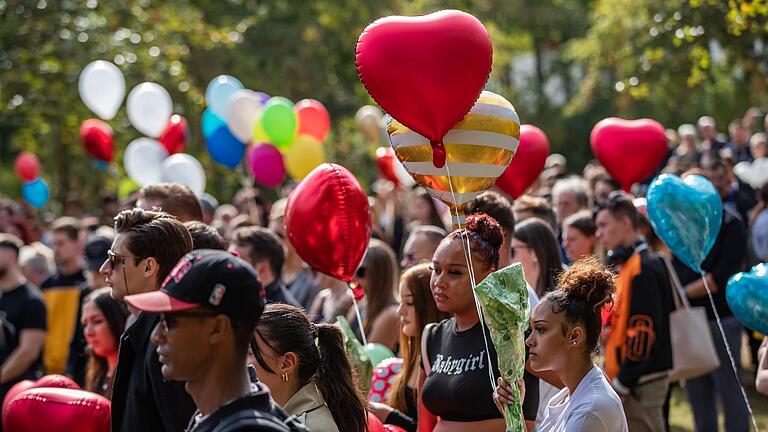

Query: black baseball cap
[125,249,265,322]
[84,235,111,271]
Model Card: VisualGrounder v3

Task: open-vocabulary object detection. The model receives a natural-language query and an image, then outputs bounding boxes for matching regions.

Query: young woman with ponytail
[250,303,368,432]
[495,257,628,431]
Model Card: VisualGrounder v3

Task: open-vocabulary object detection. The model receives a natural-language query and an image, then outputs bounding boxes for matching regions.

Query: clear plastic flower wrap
[336,315,372,393]
[474,263,529,432]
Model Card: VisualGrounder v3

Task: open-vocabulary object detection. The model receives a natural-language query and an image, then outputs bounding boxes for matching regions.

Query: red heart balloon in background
[375,147,399,186]
[79,119,114,163]
[159,114,189,155]
[2,374,80,429]
[285,163,372,283]
[356,10,492,168]
[496,124,549,199]
[590,118,667,191]
[14,152,40,182]
[5,388,110,432]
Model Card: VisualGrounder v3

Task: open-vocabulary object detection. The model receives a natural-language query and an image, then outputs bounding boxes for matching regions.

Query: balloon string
[445,163,497,393]
[350,291,368,346]
[236,165,260,225]
[700,272,759,432]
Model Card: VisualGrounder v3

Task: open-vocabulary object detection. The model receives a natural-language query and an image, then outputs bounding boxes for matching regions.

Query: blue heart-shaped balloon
[647,174,722,272]
[726,263,768,335]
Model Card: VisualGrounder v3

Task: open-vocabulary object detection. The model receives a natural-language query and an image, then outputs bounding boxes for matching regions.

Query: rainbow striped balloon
[387,91,520,226]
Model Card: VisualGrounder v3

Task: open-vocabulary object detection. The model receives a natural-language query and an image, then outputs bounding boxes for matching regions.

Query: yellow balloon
[284,135,325,179]
[252,113,269,143]
[387,91,520,227]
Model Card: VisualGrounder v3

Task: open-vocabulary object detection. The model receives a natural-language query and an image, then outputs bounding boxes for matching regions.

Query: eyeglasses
[158,311,219,335]
[107,250,144,271]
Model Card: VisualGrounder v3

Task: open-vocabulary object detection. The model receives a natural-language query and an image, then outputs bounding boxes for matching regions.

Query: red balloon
[285,163,371,282]
[356,10,492,168]
[158,114,189,155]
[14,152,40,182]
[375,147,399,186]
[496,125,550,199]
[79,119,114,163]
[590,118,667,191]
[295,99,330,142]
[384,425,407,432]
[368,411,386,432]
[2,375,80,429]
[5,388,110,432]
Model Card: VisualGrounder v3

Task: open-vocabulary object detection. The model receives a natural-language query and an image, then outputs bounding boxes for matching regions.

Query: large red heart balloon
[79,119,114,163]
[2,374,80,429]
[159,114,189,155]
[496,124,549,199]
[5,388,110,432]
[590,118,667,191]
[14,152,40,182]
[375,147,399,186]
[285,163,372,283]
[356,10,492,168]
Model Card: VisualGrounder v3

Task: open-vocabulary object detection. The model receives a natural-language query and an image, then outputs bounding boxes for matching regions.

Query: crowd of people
[0,110,766,431]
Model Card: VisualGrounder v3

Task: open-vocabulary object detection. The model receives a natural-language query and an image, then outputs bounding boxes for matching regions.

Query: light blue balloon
[647,174,722,272]
[22,178,49,208]
[205,125,246,169]
[726,263,768,334]
[205,75,244,118]
[201,108,225,137]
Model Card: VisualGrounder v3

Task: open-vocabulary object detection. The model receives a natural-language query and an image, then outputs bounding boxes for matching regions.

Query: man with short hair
[40,217,86,375]
[400,225,446,270]
[0,234,46,403]
[233,227,300,307]
[18,242,54,288]
[702,157,756,225]
[137,182,204,223]
[698,115,727,153]
[104,208,196,431]
[512,195,557,232]
[595,192,674,431]
[125,250,307,432]
[552,177,591,265]
[726,119,753,164]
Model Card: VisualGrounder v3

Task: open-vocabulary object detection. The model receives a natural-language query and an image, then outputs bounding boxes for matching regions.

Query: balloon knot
[349,280,365,300]
[430,140,446,168]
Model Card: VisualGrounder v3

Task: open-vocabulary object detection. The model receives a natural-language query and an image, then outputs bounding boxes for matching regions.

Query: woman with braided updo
[495,257,628,432]
[250,303,368,432]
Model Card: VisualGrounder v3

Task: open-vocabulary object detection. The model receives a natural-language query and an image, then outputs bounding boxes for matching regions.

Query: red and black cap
[125,249,264,322]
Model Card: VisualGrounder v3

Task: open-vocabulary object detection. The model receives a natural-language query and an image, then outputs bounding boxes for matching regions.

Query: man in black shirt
[233,227,300,307]
[0,234,46,404]
[125,250,306,432]
[105,208,196,431]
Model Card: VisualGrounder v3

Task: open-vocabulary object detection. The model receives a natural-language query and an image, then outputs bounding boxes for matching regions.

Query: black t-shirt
[673,207,747,320]
[0,284,47,391]
[422,318,503,422]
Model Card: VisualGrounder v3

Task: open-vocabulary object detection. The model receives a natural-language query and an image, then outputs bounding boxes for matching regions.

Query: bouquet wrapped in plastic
[474,263,529,432]
[336,316,372,393]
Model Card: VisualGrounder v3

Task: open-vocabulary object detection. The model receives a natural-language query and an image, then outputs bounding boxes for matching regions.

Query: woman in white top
[495,257,628,432]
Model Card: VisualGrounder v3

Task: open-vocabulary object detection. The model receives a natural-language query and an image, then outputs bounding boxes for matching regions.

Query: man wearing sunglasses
[125,250,306,432]
[103,208,196,432]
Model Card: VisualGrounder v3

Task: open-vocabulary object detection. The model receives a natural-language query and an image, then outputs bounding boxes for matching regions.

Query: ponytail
[315,324,368,432]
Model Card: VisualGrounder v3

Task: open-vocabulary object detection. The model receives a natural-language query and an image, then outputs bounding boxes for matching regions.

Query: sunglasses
[107,250,145,271]
[158,311,219,335]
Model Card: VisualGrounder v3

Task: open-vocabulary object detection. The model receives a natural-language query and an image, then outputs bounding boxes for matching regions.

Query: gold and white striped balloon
[387,91,520,227]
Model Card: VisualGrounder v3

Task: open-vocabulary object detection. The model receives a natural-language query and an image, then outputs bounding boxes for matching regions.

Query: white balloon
[161,153,206,196]
[226,90,262,143]
[124,138,168,186]
[734,158,768,189]
[79,61,125,120]
[127,82,173,137]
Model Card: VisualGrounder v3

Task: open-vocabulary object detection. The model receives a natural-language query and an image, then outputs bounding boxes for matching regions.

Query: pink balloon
[248,143,286,187]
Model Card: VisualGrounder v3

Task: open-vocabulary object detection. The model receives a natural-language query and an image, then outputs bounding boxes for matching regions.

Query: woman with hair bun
[495,257,628,431]
[419,214,510,432]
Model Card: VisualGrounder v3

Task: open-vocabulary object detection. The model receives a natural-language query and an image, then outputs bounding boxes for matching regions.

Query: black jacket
[185,382,308,432]
[111,312,196,431]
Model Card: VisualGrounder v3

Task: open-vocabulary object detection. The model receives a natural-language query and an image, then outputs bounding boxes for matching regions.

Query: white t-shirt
[538,366,628,432]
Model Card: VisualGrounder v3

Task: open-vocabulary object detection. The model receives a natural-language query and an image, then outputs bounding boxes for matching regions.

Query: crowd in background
[0,109,766,431]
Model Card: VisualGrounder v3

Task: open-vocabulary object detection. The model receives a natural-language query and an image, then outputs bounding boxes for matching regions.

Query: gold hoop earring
[281,372,289,383]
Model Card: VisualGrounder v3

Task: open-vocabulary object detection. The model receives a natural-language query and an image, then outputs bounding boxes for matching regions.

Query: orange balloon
[295,99,330,142]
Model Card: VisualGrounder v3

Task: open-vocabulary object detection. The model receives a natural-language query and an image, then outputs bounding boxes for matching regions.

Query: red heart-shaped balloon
[496,124,549,199]
[79,119,114,163]
[375,147,399,186]
[159,114,189,155]
[285,163,372,283]
[590,118,667,191]
[356,10,492,168]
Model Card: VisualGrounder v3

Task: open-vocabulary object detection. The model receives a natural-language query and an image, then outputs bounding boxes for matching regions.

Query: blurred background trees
[1,0,767,209]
